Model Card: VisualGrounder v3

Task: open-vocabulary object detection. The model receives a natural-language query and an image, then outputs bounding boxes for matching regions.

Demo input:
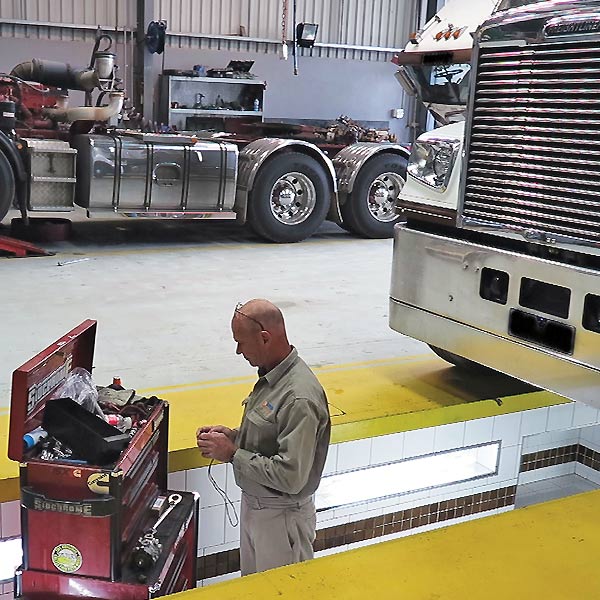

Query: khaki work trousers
[240,493,316,575]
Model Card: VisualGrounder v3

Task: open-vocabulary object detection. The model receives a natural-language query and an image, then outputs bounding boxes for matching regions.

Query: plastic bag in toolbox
[50,366,104,417]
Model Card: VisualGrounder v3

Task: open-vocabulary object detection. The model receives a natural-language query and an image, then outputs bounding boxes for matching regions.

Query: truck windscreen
[404,63,471,106]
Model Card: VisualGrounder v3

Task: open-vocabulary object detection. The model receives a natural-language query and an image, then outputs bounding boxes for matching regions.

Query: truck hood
[398,0,501,59]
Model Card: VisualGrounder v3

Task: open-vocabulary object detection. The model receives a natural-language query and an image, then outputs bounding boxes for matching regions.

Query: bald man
[197,299,331,575]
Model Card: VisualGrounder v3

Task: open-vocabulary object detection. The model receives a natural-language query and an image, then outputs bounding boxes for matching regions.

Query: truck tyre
[429,345,496,374]
[248,152,330,243]
[0,150,15,223]
[341,154,407,238]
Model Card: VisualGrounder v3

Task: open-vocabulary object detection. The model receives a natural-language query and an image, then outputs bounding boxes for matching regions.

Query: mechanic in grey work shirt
[196,299,331,575]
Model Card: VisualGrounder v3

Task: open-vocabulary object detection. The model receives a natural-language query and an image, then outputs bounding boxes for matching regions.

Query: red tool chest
[8,320,198,599]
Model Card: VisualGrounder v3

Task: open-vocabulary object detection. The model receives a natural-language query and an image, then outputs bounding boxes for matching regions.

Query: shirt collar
[258,346,298,385]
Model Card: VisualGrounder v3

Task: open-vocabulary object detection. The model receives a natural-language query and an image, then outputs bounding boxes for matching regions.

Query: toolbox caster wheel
[11,217,72,242]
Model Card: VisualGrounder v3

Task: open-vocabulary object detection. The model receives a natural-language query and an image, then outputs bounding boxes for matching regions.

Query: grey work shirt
[232,347,331,504]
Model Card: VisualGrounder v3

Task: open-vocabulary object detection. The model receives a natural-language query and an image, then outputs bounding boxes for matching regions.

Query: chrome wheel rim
[367,172,405,222]
[269,172,316,225]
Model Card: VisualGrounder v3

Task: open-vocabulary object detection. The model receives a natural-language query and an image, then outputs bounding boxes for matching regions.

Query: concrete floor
[0,212,428,408]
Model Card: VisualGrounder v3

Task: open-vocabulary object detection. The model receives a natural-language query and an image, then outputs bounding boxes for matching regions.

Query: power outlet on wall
[390,108,405,119]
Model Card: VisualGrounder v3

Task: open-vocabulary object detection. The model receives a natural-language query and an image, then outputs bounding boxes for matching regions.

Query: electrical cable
[208,459,239,527]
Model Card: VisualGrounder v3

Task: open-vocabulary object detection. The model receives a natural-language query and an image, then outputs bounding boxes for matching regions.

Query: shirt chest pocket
[245,408,278,455]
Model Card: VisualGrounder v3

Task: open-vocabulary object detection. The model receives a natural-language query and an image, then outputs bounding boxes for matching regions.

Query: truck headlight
[407,139,460,191]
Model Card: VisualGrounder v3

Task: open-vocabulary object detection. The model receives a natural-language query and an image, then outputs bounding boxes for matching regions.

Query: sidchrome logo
[544,15,600,37]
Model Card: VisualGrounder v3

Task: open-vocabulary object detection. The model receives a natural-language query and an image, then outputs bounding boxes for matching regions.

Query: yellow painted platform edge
[0,388,566,504]
[330,390,569,443]
[0,477,19,504]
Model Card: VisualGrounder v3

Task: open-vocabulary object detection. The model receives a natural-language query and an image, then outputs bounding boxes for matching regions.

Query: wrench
[151,493,182,532]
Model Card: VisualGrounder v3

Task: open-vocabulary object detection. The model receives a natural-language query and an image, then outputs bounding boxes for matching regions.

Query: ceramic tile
[498,445,520,481]
[223,501,241,545]
[0,502,19,539]
[203,540,239,555]
[404,427,435,459]
[322,443,338,476]
[203,571,241,586]
[331,501,370,520]
[336,438,372,472]
[575,463,600,486]
[492,413,521,448]
[370,432,404,465]
[1,582,13,594]
[433,422,465,453]
[464,417,494,447]
[187,464,227,508]
[198,504,225,548]
[573,404,600,428]
[316,511,349,528]
[546,402,575,432]
[225,464,241,504]
[580,425,600,451]
[167,470,186,491]
[521,407,548,437]
[550,429,579,447]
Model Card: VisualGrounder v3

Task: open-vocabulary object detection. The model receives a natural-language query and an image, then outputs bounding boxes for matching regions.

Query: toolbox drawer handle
[22,487,117,517]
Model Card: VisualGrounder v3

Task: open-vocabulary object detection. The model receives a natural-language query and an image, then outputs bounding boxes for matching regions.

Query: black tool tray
[42,396,130,465]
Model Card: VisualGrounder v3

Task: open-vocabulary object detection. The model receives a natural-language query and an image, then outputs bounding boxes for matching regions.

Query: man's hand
[197,431,237,463]
[196,425,236,442]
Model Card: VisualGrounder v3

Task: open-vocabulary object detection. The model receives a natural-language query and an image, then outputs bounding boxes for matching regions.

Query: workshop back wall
[0,24,411,141]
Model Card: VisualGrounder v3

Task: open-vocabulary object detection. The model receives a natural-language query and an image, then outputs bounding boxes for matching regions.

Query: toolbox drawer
[18,490,199,599]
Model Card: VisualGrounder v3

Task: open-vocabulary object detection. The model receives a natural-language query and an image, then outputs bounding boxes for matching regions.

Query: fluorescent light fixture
[316,442,500,511]
[0,537,22,582]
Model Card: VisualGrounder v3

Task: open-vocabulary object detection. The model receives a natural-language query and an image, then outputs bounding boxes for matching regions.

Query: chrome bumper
[389,225,600,407]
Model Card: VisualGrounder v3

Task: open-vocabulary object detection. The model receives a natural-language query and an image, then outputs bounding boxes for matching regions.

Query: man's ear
[260,330,271,344]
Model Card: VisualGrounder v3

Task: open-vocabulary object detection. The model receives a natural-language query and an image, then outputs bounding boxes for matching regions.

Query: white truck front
[390,0,600,408]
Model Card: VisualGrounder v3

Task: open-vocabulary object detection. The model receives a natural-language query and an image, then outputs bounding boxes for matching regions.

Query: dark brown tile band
[520,444,600,473]
[197,484,517,581]
[314,484,516,553]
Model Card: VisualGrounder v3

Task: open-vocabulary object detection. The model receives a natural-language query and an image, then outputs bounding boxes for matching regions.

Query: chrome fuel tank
[72,133,238,214]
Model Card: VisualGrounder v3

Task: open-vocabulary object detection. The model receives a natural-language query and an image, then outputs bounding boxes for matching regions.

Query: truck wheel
[248,152,330,243]
[429,345,495,374]
[341,154,407,238]
[0,150,15,223]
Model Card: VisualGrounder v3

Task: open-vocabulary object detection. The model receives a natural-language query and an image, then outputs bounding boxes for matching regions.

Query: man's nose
[236,343,242,355]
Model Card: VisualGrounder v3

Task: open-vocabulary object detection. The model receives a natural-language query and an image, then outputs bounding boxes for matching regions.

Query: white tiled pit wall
[2,401,600,590]
[162,401,600,572]
[576,419,600,485]
[520,404,600,485]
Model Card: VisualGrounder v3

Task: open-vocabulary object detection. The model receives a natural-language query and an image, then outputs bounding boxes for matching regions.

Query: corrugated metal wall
[0,1,411,50]
[0,0,135,28]
[157,0,408,47]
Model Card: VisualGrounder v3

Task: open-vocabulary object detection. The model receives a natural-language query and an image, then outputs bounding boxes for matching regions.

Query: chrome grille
[463,40,600,246]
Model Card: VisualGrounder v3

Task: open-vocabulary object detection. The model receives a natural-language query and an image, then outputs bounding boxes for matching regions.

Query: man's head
[232,299,291,372]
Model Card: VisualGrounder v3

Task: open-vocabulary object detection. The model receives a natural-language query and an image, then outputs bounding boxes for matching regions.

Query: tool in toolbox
[131,493,183,579]
[152,493,183,532]
[9,320,199,599]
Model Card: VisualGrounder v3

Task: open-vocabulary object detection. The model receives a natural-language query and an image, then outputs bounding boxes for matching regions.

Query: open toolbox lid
[8,320,97,462]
